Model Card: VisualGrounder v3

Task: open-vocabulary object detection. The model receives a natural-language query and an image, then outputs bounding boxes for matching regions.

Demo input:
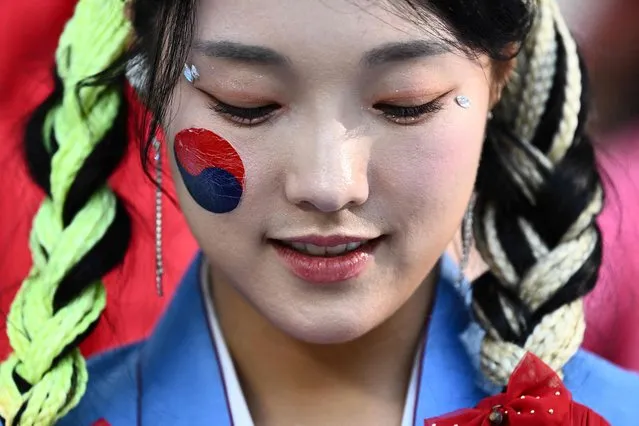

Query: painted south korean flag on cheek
[174,128,245,213]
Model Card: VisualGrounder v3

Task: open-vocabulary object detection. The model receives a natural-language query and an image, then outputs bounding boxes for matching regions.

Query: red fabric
[92,420,111,426]
[424,353,609,426]
[0,0,197,359]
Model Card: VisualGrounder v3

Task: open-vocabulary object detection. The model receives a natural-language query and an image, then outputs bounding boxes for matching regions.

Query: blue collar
[136,254,483,425]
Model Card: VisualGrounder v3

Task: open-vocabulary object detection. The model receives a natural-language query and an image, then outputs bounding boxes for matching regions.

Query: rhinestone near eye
[190,65,200,80]
[183,64,194,82]
[455,95,471,109]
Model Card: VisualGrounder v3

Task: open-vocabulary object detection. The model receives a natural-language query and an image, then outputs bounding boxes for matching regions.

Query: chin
[273,310,377,345]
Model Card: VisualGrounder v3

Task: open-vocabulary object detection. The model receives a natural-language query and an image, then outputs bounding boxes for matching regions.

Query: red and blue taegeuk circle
[174,128,245,213]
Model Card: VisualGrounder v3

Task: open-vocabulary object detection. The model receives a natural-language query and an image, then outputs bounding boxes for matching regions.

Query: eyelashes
[207,94,447,127]
[208,100,279,126]
[372,100,444,125]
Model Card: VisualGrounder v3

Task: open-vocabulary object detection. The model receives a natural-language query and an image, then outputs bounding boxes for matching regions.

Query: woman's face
[165,0,494,344]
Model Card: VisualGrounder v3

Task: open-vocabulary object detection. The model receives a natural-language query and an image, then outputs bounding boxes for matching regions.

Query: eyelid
[374,89,453,106]
[376,100,443,123]
[196,86,277,107]
[199,86,451,127]
[207,97,281,126]
[372,91,450,125]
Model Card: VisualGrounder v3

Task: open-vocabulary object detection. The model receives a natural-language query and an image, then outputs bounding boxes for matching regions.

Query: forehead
[195,0,450,58]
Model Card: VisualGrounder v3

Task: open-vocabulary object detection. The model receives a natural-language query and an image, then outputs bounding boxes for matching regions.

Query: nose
[285,120,369,212]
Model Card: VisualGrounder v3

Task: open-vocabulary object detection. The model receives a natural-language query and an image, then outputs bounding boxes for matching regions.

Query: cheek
[374,114,485,235]
[173,128,246,214]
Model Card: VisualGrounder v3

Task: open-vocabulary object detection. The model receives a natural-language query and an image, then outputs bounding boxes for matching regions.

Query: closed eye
[205,91,449,127]
[208,99,281,126]
[374,101,443,124]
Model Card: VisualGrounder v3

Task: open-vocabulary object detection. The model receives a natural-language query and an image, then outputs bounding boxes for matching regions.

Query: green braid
[0,1,131,424]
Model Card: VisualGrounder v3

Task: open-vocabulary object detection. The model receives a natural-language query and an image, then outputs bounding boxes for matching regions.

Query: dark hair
[5,0,601,423]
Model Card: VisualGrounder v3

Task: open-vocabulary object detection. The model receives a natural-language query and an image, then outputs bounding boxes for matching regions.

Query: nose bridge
[285,115,369,212]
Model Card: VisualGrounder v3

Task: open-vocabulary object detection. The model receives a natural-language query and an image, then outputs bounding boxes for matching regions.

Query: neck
[211,268,438,425]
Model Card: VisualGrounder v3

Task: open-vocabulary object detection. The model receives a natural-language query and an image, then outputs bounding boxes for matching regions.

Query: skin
[163,0,505,423]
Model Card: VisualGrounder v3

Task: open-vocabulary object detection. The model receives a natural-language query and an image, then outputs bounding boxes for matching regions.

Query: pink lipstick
[271,236,380,284]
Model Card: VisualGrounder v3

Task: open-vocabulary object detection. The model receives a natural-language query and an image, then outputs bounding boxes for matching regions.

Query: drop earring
[153,138,164,297]
[455,95,471,109]
[457,193,476,288]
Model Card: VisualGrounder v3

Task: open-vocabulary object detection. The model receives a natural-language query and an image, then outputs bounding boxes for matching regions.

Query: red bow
[424,353,609,426]
[92,419,111,426]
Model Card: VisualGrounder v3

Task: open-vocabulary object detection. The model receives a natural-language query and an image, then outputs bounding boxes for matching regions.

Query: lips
[278,240,369,257]
[270,236,383,283]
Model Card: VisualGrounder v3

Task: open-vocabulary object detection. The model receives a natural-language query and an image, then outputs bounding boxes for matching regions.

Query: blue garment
[60,255,639,425]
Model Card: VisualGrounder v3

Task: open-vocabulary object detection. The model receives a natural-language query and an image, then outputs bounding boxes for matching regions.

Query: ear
[489,41,520,108]
[490,58,516,108]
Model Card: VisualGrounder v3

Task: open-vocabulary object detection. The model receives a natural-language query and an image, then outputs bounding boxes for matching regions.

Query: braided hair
[0,0,604,423]
[0,1,132,424]
[470,0,602,388]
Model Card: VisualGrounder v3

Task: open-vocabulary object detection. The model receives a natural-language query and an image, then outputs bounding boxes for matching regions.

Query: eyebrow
[191,39,449,68]
[192,40,289,66]
[362,40,450,67]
